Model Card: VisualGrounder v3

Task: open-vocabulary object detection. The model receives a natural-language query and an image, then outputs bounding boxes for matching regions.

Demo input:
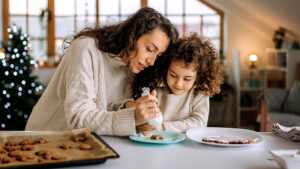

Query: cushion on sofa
[283,81,300,114]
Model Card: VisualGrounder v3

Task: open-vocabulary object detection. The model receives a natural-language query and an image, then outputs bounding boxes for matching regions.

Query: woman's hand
[124,100,136,108]
[134,90,161,126]
[136,123,156,136]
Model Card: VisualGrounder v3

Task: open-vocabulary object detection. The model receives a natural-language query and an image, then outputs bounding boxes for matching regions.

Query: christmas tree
[0,25,43,130]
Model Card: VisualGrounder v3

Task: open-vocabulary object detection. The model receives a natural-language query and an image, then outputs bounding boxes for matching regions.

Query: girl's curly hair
[133,33,224,99]
[73,7,178,60]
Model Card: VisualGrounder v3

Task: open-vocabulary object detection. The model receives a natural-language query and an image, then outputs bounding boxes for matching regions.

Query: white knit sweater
[157,86,209,132]
[25,37,136,136]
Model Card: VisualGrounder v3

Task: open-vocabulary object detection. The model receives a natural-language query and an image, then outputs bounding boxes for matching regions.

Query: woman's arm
[62,38,160,136]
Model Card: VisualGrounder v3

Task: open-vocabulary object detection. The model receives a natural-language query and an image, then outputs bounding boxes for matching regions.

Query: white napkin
[272,123,300,141]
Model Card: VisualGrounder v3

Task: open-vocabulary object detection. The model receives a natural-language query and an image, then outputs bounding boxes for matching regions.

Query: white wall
[208,0,274,85]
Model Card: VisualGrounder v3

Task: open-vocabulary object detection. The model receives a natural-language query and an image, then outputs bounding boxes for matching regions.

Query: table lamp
[0,49,5,60]
[249,54,258,68]
[248,53,259,88]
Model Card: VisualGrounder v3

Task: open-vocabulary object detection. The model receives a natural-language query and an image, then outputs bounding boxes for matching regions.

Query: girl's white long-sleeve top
[156,86,210,132]
[25,37,136,136]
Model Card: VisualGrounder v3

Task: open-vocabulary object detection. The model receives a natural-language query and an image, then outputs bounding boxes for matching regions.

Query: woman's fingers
[136,101,157,110]
[148,108,161,119]
[134,90,161,126]
[134,107,161,125]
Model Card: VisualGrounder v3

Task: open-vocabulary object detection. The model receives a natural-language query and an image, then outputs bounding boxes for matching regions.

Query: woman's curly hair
[73,7,178,60]
[133,33,224,99]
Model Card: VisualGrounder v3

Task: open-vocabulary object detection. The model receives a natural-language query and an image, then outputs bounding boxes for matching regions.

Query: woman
[25,7,178,136]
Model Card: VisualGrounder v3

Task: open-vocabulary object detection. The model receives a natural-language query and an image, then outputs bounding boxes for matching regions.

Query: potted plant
[273,27,286,49]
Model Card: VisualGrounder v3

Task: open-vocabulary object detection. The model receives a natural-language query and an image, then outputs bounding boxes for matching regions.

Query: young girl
[130,33,224,133]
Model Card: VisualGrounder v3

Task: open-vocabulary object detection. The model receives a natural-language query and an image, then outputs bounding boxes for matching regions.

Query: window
[8,0,47,61]
[148,0,223,50]
[2,0,223,65]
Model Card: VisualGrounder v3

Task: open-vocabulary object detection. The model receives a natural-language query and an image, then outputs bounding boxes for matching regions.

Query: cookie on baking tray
[20,139,35,145]
[72,136,87,142]
[21,145,34,151]
[5,141,19,146]
[59,144,74,150]
[79,144,93,150]
[35,138,49,144]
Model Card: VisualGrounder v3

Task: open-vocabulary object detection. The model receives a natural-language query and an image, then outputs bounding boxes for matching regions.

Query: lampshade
[249,54,258,62]
[0,49,5,60]
[248,53,259,68]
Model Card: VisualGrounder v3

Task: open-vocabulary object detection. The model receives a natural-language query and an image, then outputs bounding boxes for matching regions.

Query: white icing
[202,135,254,144]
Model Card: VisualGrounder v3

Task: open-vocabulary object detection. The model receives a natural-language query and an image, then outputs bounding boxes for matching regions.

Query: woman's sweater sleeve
[163,95,209,132]
[61,39,136,136]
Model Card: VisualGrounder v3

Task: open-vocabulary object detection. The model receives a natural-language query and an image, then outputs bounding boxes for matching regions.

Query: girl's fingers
[137,123,156,131]
[141,130,153,136]
[151,90,157,97]
[137,95,158,103]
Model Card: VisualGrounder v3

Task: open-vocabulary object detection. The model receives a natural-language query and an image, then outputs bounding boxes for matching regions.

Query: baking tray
[0,128,119,168]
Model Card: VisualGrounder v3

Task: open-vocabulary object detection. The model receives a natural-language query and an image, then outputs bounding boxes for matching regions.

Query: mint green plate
[129,130,185,144]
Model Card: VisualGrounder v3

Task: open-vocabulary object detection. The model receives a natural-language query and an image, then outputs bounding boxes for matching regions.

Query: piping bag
[141,87,163,131]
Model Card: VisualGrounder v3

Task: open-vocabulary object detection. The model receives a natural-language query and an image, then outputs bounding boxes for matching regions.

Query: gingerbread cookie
[21,145,34,151]
[50,154,67,160]
[8,151,24,157]
[59,144,73,150]
[79,144,93,150]
[150,135,164,140]
[5,141,18,146]
[35,138,49,144]
[37,153,67,162]
[5,145,19,152]
[0,148,7,154]
[19,140,35,145]
[16,154,34,162]
[2,157,15,163]
[72,136,86,142]
[35,150,52,156]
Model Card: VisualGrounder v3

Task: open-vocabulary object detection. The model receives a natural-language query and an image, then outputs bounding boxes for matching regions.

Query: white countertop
[59,132,299,169]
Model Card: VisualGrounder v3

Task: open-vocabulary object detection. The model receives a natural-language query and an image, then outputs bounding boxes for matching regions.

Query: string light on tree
[0,25,43,130]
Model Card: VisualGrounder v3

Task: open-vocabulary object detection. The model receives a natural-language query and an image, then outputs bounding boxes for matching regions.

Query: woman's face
[128,28,170,74]
[166,60,197,95]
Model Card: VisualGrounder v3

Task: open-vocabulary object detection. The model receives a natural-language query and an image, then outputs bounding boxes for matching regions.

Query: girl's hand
[124,100,136,108]
[134,90,161,126]
[161,124,165,130]
[136,123,156,136]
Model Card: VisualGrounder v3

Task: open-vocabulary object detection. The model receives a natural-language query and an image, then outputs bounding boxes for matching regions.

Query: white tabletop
[57,132,299,169]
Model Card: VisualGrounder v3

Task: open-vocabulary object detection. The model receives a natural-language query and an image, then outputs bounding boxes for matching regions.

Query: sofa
[258,89,300,132]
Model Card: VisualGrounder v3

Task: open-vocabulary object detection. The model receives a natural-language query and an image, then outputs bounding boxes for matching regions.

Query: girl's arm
[163,94,209,133]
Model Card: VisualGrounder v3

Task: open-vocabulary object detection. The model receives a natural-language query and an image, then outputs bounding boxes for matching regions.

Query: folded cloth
[272,123,300,141]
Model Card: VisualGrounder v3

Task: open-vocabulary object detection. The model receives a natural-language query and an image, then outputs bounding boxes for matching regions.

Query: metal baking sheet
[0,128,119,168]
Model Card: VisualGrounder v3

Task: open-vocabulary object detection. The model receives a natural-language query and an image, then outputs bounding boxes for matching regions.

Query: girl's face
[128,28,170,74]
[166,60,197,95]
